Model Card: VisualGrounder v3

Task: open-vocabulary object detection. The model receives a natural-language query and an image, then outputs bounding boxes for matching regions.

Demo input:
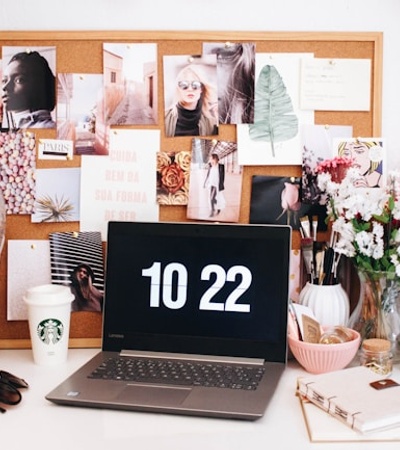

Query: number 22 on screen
[142,262,252,313]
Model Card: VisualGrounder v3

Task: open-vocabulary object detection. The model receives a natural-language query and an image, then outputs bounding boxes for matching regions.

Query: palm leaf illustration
[249,64,298,157]
[35,194,74,222]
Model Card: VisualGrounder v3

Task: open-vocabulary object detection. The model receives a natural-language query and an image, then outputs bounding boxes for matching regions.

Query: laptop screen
[103,221,291,363]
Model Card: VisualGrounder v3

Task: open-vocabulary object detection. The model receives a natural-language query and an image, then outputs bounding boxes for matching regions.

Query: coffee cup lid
[23,284,74,306]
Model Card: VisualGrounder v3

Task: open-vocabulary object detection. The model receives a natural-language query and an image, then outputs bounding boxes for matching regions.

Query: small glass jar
[360,338,393,376]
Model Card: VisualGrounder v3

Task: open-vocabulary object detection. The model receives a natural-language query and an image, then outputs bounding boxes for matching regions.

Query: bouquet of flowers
[317,159,400,341]
[317,164,400,276]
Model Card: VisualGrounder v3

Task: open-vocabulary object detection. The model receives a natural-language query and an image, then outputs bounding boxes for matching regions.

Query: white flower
[318,168,400,275]
[394,200,400,220]
[372,222,384,239]
[331,217,356,257]
[391,254,400,276]
[355,231,374,257]
[372,237,384,259]
[316,172,332,192]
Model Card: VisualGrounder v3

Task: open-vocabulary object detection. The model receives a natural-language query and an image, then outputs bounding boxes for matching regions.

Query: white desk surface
[1,348,399,450]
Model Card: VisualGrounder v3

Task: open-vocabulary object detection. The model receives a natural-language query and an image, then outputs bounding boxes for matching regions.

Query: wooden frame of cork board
[0,30,383,348]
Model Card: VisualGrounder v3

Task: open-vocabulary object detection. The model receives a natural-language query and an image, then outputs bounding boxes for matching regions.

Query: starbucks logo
[37,318,64,345]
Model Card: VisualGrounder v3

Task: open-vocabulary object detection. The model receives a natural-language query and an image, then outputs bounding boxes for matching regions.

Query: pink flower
[281,182,301,212]
[315,156,354,183]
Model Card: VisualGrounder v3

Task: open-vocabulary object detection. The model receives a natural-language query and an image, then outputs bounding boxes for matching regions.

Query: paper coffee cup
[24,284,74,366]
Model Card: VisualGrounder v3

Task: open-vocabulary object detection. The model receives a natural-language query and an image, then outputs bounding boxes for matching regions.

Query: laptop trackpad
[117,385,191,406]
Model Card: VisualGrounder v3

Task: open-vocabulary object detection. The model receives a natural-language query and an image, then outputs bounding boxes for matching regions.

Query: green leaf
[372,213,390,224]
[248,65,298,157]
[389,196,395,211]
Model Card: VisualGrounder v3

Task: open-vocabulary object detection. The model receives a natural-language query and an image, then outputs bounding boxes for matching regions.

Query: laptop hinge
[120,349,265,366]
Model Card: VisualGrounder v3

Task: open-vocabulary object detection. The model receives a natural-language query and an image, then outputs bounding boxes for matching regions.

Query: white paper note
[7,240,51,320]
[300,58,371,111]
[79,129,160,240]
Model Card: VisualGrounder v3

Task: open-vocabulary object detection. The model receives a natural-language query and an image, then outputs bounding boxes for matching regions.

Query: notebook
[297,365,400,434]
[46,221,291,420]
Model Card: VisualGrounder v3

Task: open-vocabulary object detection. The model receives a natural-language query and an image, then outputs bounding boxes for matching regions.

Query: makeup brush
[300,216,311,239]
[301,237,314,282]
[322,246,334,285]
[312,215,318,241]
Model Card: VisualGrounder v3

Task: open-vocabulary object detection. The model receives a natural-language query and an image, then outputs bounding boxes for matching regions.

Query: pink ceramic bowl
[288,328,360,374]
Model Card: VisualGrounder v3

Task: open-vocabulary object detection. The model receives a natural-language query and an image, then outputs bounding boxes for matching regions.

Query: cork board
[0,31,383,348]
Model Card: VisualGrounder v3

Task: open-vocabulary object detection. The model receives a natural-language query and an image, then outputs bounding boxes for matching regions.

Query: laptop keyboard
[88,356,265,390]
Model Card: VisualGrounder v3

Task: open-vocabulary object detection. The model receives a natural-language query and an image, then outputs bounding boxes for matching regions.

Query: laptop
[46,221,291,420]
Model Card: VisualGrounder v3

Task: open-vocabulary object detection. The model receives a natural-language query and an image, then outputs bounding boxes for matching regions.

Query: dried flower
[35,194,74,222]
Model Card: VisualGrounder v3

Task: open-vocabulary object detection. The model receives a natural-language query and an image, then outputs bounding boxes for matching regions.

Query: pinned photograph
[32,167,80,223]
[333,137,385,188]
[203,42,255,124]
[103,43,158,127]
[163,54,218,137]
[301,124,352,204]
[1,46,56,129]
[57,73,104,155]
[156,150,191,205]
[49,231,104,312]
[187,138,242,222]
[249,175,327,231]
[0,129,36,214]
[237,53,314,166]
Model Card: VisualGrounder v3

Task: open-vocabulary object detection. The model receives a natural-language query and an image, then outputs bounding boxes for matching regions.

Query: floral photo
[301,124,352,204]
[156,150,191,205]
[250,175,327,231]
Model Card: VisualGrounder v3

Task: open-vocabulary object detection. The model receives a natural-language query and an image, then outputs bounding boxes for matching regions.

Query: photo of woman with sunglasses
[164,55,218,137]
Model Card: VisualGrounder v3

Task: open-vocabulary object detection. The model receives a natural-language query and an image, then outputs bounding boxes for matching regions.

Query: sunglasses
[0,370,29,413]
[177,80,202,90]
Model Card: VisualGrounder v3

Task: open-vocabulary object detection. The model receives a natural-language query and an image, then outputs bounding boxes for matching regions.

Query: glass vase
[348,270,400,346]
[299,282,350,327]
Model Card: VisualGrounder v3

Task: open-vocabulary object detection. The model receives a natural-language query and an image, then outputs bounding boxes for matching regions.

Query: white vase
[299,282,350,327]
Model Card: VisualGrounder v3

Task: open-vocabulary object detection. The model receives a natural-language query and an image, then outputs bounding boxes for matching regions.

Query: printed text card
[80,129,160,240]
